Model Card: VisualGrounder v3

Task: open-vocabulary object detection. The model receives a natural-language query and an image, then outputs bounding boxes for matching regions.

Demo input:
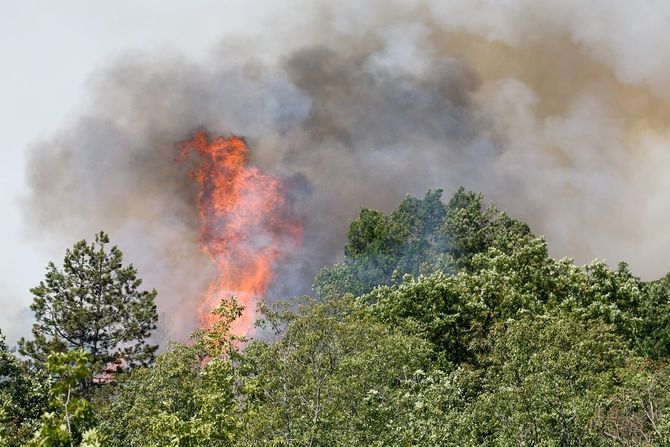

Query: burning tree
[179,131,302,336]
[18,231,158,375]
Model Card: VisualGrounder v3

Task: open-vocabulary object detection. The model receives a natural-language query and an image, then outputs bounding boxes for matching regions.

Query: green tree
[19,232,158,375]
[100,345,240,447]
[591,362,670,445]
[238,295,433,447]
[99,299,243,447]
[363,236,555,365]
[0,330,49,446]
[468,315,629,445]
[442,187,532,271]
[374,315,641,446]
[638,273,670,358]
[314,190,452,299]
[8,187,670,447]
[362,227,667,367]
[313,188,533,300]
[27,350,104,447]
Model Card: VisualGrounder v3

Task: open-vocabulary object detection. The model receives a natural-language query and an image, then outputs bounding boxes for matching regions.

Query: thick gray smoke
[25,0,670,341]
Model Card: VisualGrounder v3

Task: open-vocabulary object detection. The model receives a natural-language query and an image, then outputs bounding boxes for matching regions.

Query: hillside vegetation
[3,188,670,446]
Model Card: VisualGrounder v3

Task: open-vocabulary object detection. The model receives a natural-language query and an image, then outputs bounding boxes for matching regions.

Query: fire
[179,131,302,336]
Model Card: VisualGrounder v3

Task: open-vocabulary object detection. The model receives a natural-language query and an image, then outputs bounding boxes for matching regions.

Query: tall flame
[179,131,302,335]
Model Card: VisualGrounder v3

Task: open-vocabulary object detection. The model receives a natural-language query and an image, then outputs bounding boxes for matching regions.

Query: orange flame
[179,131,302,336]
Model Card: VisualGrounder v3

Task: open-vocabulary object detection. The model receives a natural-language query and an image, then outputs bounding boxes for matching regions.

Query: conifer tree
[19,232,158,374]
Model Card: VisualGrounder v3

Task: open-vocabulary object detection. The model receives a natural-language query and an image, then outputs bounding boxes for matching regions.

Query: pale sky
[0,0,281,343]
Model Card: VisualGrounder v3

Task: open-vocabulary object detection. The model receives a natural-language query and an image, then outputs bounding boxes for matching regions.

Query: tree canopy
[313,188,532,299]
[4,189,670,446]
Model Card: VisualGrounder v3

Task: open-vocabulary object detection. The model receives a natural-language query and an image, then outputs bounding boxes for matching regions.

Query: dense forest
[3,188,670,446]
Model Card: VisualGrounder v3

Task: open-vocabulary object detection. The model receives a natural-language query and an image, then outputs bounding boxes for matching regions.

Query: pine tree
[18,232,158,375]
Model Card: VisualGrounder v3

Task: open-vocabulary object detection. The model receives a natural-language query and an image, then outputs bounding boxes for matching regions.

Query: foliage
[364,235,666,364]
[638,273,670,359]
[238,295,433,446]
[0,330,49,446]
[362,235,558,364]
[18,231,158,375]
[100,345,240,447]
[591,363,670,445]
[27,349,100,447]
[314,190,451,299]
[6,188,670,446]
[99,298,244,447]
[313,188,532,299]
[468,316,629,445]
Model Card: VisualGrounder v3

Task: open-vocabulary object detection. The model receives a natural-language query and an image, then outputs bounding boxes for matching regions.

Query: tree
[27,350,104,447]
[19,231,158,375]
[591,362,670,445]
[0,330,49,447]
[442,187,532,271]
[638,273,670,359]
[371,315,640,446]
[313,188,533,300]
[313,190,453,299]
[100,344,240,447]
[363,235,556,365]
[238,295,433,446]
[8,187,670,447]
[468,315,629,445]
[99,299,244,447]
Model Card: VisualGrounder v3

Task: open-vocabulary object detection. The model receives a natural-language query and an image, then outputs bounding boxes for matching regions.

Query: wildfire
[179,131,302,336]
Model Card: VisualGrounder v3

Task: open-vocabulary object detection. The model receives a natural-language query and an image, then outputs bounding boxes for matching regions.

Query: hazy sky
[0,1,282,343]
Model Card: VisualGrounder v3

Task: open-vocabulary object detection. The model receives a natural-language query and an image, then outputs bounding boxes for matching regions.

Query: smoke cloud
[24,0,670,341]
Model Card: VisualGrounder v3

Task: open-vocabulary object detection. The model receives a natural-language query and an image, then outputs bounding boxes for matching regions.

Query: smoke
[24,0,670,341]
